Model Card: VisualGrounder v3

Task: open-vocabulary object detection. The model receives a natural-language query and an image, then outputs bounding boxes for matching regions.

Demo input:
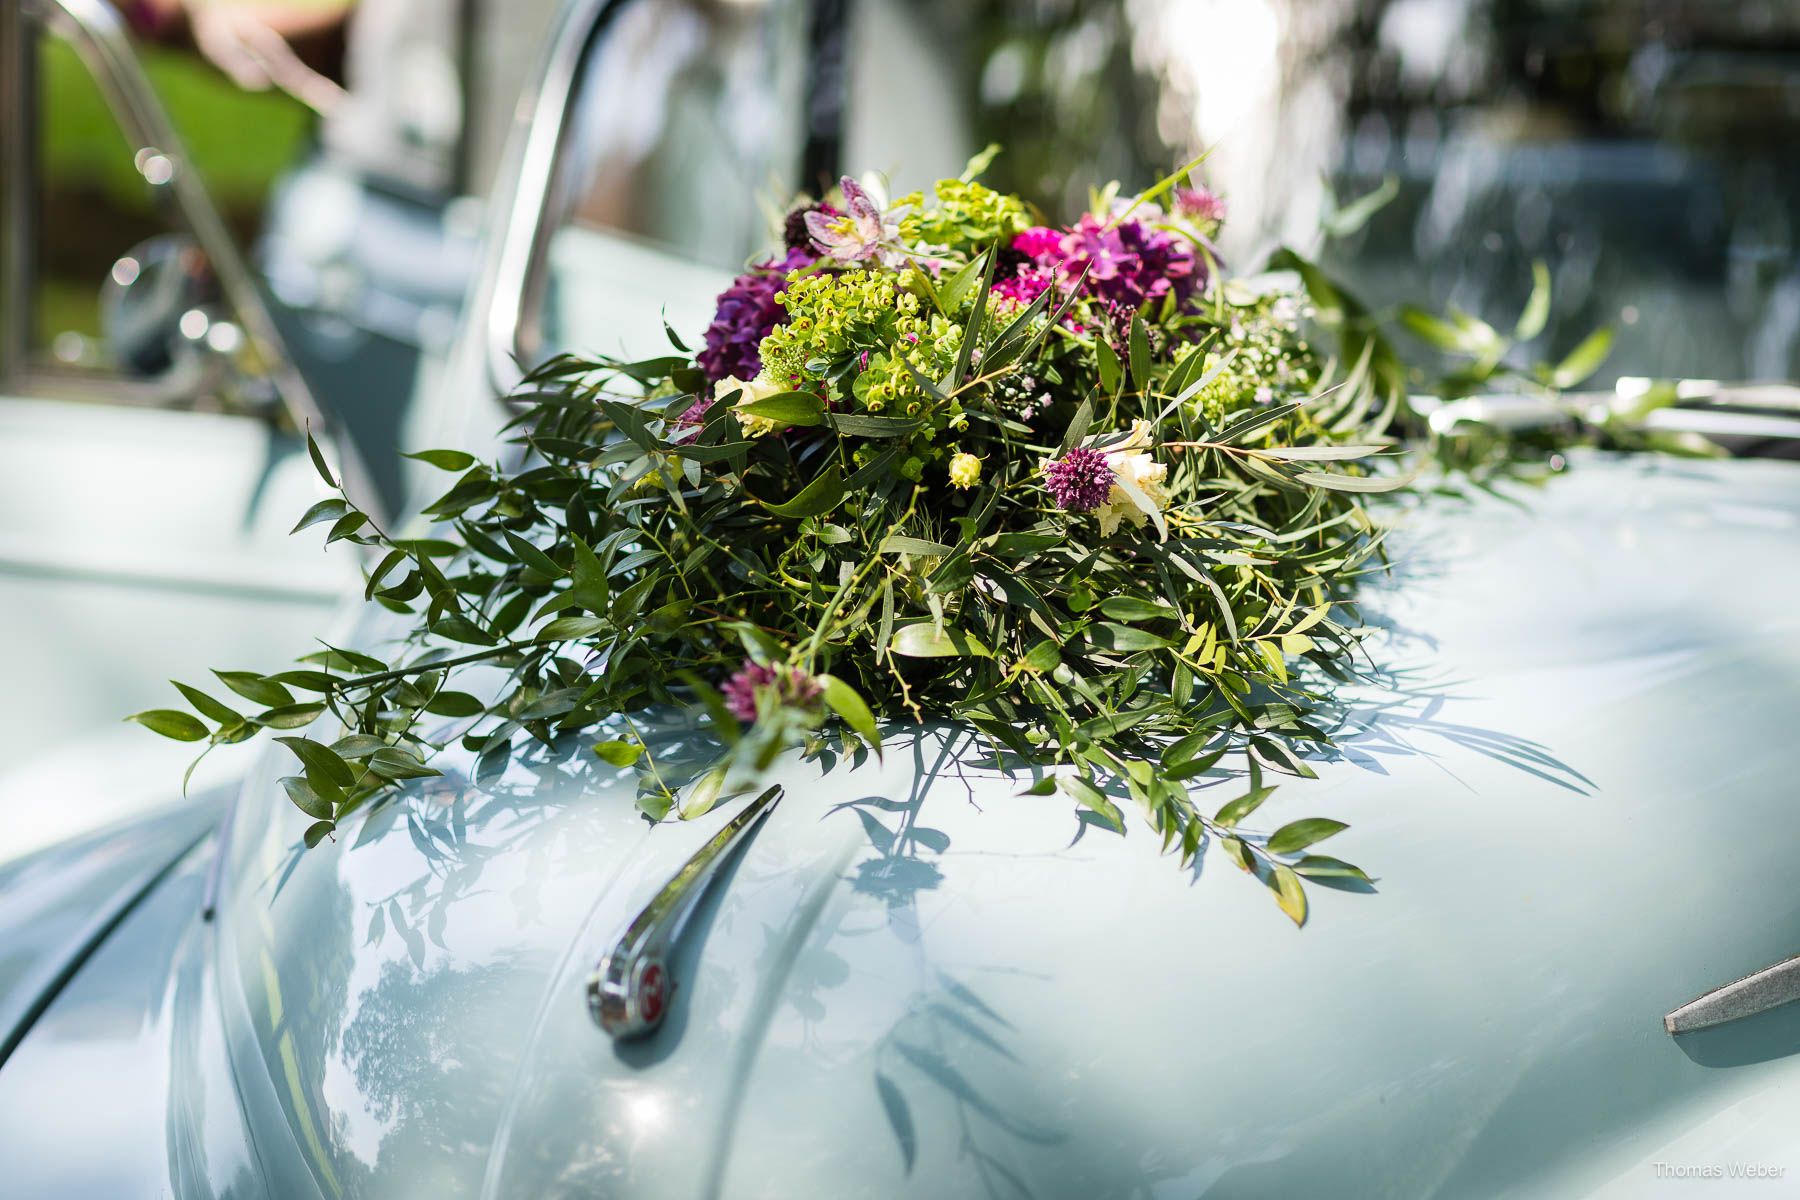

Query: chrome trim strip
[0,1,29,386]
[23,0,386,524]
[1665,953,1800,1035]
[1642,407,1800,442]
[588,784,783,1040]
[1417,388,1800,444]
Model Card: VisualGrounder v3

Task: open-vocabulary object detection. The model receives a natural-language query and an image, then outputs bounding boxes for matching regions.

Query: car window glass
[527,0,811,363]
[25,21,309,411]
[938,0,1800,385]
[30,33,176,375]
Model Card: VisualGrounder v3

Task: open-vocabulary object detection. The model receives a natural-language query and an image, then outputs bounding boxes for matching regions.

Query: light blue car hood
[17,451,1799,1199]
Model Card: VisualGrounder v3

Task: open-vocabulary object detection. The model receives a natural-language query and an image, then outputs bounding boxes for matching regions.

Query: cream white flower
[1113,418,1157,452]
[1094,445,1170,537]
[718,372,787,437]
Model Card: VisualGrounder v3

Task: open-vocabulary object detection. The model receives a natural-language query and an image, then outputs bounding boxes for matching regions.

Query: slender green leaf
[763,466,844,519]
[1550,326,1614,388]
[736,390,827,427]
[593,740,644,767]
[275,736,354,788]
[888,623,991,658]
[127,709,208,741]
[1267,817,1349,855]
[405,449,478,471]
[291,499,350,535]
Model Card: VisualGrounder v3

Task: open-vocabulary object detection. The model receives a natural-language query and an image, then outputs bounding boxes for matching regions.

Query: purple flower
[721,660,823,724]
[1060,215,1204,313]
[992,219,1205,323]
[1043,446,1115,513]
[695,246,816,390]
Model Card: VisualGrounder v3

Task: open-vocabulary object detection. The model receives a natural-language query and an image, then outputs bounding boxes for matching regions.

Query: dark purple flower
[1059,215,1204,314]
[695,246,816,388]
[784,201,840,251]
[1043,446,1115,513]
[721,660,823,724]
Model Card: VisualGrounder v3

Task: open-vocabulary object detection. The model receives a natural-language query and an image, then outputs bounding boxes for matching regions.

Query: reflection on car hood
[214,452,1800,1198]
[0,802,215,1067]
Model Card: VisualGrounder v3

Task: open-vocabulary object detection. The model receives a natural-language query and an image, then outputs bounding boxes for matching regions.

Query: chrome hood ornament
[588,785,783,1040]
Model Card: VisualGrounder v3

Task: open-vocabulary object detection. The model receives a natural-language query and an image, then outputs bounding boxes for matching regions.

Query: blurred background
[5,0,1798,856]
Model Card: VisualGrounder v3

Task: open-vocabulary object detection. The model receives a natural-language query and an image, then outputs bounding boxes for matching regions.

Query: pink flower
[1011,225,1067,262]
[1174,185,1227,227]
[720,660,823,724]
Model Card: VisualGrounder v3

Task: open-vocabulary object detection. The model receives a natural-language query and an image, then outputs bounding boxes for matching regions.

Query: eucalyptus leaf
[889,623,991,658]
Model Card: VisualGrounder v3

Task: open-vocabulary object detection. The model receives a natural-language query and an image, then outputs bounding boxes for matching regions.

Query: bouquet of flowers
[134,152,1613,924]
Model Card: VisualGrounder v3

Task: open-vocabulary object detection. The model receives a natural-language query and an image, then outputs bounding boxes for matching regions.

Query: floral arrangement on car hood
[133,151,1630,926]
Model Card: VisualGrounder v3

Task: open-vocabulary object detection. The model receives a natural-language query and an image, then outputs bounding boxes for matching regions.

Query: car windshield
[524,0,813,364]
[523,0,988,367]
[523,0,1800,384]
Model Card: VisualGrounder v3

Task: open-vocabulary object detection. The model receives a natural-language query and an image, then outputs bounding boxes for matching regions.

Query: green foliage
[897,173,1033,256]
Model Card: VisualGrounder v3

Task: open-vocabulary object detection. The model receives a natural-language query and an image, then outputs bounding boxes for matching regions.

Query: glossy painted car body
[5,450,1800,1198]
[5,1,1800,1197]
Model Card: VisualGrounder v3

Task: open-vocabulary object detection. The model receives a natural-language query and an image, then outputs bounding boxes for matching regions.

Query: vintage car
[4,0,1800,1196]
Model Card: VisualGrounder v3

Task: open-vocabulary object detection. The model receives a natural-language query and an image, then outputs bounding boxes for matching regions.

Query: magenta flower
[1043,447,1116,513]
[721,660,823,724]
[992,265,1054,308]
[992,227,1071,313]
[1012,225,1066,261]
[804,177,910,267]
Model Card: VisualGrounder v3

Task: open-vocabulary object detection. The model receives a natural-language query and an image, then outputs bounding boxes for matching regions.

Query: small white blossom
[718,373,787,437]
[1095,449,1170,536]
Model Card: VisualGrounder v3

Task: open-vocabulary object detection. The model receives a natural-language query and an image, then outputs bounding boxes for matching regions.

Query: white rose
[718,372,787,437]
[1095,448,1169,536]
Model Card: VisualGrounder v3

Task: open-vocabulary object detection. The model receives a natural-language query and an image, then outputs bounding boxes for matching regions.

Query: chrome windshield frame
[477,0,844,400]
[478,0,624,399]
[0,4,22,385]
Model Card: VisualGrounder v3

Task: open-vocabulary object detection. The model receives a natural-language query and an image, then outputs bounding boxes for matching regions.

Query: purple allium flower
[694,246,816,391]
[721,660,823,724]
[784,201,840,251]
[1044,446,1116,513]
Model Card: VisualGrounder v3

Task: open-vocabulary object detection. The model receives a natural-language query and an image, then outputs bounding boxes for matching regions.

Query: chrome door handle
[1665,953,1800,1035]
[588,785,783,1039]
